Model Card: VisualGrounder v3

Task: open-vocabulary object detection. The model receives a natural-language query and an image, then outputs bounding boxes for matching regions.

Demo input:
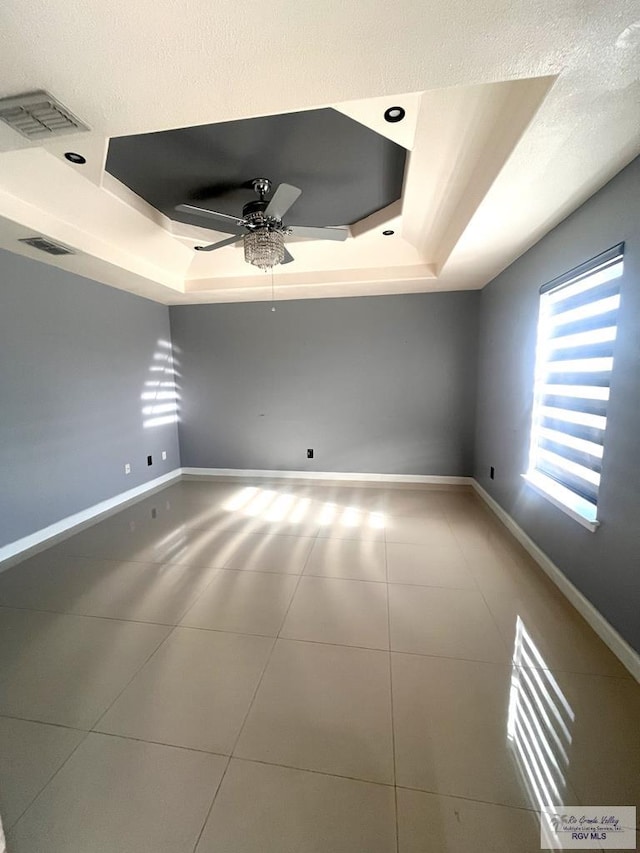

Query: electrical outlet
[161,450,167,461]
[124,463,131,475]
[490,466,495,480]
[147,455,153,466]
[307,448,314,459]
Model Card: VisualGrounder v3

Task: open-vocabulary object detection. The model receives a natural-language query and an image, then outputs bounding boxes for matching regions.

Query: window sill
[522,471,600,533]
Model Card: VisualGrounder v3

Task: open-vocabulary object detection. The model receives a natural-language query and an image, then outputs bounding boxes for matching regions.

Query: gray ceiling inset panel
[106,108,407,228]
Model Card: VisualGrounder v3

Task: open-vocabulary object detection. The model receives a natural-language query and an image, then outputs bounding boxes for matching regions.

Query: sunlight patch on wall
[142,339,180,428]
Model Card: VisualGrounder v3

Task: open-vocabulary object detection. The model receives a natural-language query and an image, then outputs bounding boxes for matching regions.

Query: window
[524,244,624,530]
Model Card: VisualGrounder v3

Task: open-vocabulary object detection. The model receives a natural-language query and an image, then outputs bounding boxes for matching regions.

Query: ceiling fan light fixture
[244,228,285,270]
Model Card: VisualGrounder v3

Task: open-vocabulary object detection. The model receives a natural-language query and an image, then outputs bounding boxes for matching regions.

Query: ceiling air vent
[19,237,75,256]
[0,91,89,140]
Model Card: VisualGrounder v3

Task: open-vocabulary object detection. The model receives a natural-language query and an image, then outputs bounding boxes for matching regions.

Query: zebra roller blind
[527,243,624,524]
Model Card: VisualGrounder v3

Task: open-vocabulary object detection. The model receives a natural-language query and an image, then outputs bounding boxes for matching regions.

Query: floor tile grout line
[0,706,571,820]
[0,601,205,629]
[188,544,314,852]
[443,501,543,664]
[51,530,320,573]
[0,712,90,734]
[0,566,496,615]
[6,727,91,833]
[54,530,394,565]
[88,624,178,733]
[393,782,555,814]
[227,755,398,789]
[5,700,406,792]
[32,531,469,575]
[274,536,316,642]
[0,605,628,680]
[72,728,233,758]
[226,539,312,756]
[165,563,232,628]
[441,502,634,679]
[0,620,624,684]
[470,577,516,661]
[444,510,568,678]
[384,537,400,853]
[190,755,232,853]
[436,507,483,594]
[445,510,515,663]
[4,722,240,844]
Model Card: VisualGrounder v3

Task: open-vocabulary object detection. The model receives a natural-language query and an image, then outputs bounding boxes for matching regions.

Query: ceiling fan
[175,178,348,270]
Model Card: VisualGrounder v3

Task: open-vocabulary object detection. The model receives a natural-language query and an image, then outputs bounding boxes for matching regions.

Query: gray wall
[0,249,180,547]
[170,292,479,476]
[474,156,640,653]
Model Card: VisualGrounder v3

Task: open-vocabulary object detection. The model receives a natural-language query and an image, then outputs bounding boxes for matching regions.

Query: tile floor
[0,480,638,852]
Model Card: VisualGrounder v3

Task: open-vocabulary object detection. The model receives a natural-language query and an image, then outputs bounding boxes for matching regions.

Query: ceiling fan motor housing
[243,198,270,219]
[243,199,287,232]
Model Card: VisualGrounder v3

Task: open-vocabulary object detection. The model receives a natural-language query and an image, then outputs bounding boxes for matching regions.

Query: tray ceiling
[0,0,638,304]
[106,108,407,228]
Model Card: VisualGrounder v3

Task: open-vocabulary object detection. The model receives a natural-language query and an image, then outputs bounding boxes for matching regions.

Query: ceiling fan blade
[288,225,349,242]
[265,183,302,220]
[194,234,243,252]
[175,203,246,235]
[281,247,294,264]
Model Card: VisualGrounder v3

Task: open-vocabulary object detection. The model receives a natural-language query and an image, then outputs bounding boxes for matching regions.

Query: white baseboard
[181,467,472,487]
[471,479,640,683]
[0,469,182,572]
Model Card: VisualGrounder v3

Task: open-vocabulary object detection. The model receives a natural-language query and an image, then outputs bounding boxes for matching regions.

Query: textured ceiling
[106,108,407,228]
[0,0,638,304]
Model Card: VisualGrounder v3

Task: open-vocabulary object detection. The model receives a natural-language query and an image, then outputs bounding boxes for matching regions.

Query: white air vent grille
[0,91,89,140]
[19,237,75,256]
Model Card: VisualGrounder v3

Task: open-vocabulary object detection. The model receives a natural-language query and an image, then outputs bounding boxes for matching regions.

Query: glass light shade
[244,229,285,270]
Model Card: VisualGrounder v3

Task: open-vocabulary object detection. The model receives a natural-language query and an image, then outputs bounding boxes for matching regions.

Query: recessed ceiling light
[64,152,86,164]
[383,229,395,236]
[384,106,405,123]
